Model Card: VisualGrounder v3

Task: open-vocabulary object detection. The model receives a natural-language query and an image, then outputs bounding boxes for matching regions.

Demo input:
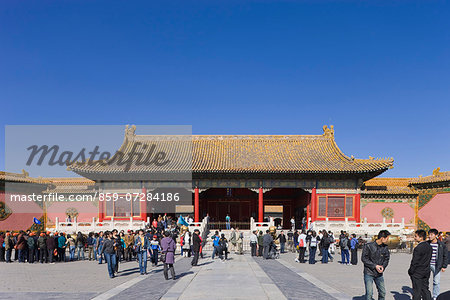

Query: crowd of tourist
[0,214,185,280]
[2,218,450,299]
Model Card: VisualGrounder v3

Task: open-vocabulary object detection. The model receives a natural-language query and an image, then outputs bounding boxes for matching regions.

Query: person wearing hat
[37,232,47,263]
[16,231,27,263]
[5,232,13,263]
[46,233,56,264]
[150,234,160,267]
[27,232,36,263]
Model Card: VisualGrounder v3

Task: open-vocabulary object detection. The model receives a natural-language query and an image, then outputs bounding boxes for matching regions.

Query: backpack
[298,238,304,248]
[219,238,227,248]
[27,237,35,248]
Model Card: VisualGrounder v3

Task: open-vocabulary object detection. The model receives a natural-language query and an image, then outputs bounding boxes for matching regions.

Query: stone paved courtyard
[0,250,449,300]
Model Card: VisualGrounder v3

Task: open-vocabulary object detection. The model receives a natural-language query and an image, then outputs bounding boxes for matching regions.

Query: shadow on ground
[353,285,416,300]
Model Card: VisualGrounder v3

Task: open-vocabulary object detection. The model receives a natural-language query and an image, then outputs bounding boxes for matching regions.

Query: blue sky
[1,1,449,178]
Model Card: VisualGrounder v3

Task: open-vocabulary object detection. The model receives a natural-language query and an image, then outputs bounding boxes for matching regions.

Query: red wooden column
[310,187,317,222]
[306,199,311,226]
[98,196,105,222]
[194,187,199,222]
[141,187,147,221]
[355,193,361,223]
[258,187,263,222]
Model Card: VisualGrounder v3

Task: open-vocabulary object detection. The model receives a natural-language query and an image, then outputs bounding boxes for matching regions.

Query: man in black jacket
[427,229,447,300]
[361,230,390,300]
[277,231,287,253]
[191,229,201,266]
[263,230,273,259]
[408,229,432,300]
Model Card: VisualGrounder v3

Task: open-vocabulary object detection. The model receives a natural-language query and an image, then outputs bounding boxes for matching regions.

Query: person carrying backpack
[340,233,350,265]
[211,231,221,259]
[219,233,228,260]
[296,230,307,263]
[320,231,331,263]
[308,231,318,264]
[350,233,359,265]
[27,232,36,263]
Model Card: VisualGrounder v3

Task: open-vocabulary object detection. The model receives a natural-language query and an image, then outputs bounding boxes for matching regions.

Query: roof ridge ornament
[432,167,441,176]
[125,124,136,141]
[322,125,334,138]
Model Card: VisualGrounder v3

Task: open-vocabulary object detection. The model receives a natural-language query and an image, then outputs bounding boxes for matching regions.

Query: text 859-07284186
[98,192,180,202]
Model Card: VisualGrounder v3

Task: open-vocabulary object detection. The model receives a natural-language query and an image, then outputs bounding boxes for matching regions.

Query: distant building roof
[0,170,48,184]
[362,177,417,195]
[44,177,96,194]
[410,168,450,186]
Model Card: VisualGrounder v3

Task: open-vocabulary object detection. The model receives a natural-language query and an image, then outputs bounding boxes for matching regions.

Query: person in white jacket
[295,230,307,263]
[182,231,191,257]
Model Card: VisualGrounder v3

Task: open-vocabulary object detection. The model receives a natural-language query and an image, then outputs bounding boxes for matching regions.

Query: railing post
[401,218,405,228]
[55,217,59,231]
[92,217,96,232]
[129,217,133,229]
[74,217,78,232]
[382,218,386,227]
[111,217,115,230]
[325,217,329,231]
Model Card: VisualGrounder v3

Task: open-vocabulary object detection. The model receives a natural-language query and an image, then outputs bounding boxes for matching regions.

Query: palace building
[1,126,448,232]
[67,125,393,229]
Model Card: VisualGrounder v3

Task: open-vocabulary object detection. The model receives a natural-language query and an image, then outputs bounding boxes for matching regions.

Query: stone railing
[311,217,415,237]
[188,216,209,238]
[250,217,275,232]
[50,217,149,234]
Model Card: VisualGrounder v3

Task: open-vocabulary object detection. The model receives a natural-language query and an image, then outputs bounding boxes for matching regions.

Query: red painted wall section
[361,202,415,225]
[0,192,43,231]
[46,201,98,224]
[418,192,450,231]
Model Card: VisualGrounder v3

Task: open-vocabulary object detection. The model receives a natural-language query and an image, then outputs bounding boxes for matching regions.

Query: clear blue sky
[1,1,449,178]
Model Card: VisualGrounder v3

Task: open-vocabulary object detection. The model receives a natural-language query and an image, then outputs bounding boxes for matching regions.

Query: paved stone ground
[108,256,194,300]
[160,253,287,300]
[1,249,449,300]
[0,259,154,299]
[254,256,338,300]
[279,250,450,300]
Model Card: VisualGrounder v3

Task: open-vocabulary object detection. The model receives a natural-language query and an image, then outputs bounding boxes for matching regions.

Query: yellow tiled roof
[68,125,394,176]
[362,177,417,195]
[364,178,412,187]
[0,171,48,184]
[44,177,96,194]
[46,177,95,185]
[410,168,450,185]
